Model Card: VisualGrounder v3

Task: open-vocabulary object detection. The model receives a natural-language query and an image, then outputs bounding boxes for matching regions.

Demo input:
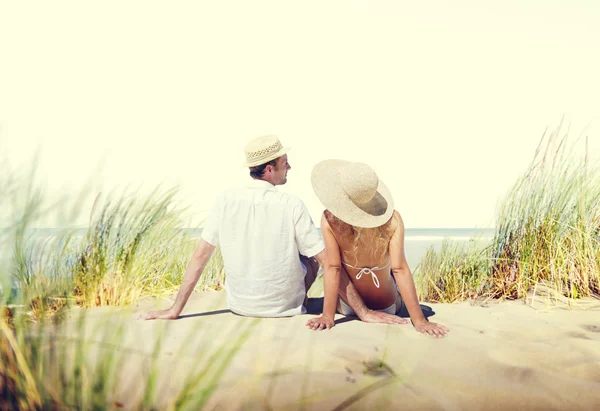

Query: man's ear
[264,164,273,174]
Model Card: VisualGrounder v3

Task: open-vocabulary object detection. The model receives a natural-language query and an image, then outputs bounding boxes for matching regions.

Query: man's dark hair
[249,158,278,179]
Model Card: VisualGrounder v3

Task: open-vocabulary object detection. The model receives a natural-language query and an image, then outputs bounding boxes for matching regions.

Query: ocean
[0,227,494,297]
[401,228,494,269]
[2,227,495,273]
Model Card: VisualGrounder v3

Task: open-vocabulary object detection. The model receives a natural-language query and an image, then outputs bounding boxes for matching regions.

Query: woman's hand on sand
[363,310,410,325]
[413,319,448,338]
[306,315,335,331]
[136,309,178,321]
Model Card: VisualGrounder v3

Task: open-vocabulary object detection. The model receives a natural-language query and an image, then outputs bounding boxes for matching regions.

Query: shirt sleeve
[200,195,222,246]
[293,200,325,257]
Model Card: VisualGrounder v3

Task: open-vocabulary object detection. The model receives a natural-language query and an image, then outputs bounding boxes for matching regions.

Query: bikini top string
[341,261,390,289]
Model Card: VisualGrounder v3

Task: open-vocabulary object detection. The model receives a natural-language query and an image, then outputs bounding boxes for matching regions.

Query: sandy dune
[49,290,600,410]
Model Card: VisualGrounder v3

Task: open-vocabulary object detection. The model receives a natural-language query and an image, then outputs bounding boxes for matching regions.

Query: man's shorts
[300,260,308,275]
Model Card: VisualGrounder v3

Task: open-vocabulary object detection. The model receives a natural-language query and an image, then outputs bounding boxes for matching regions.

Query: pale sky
[1,1,599,228]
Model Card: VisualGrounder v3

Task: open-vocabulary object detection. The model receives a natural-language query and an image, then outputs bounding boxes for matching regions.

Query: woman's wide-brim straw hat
[311,160,394,228]
[244,135,291,167]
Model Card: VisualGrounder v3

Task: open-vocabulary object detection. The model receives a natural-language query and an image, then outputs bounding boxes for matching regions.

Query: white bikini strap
[342,261,390,289]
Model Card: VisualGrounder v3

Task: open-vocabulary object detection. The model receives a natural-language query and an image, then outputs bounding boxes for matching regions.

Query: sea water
[0,227,495,295]
[402,228,494,270]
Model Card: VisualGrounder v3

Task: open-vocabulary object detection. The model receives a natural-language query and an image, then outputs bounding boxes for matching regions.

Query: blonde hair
[324,210,395,265]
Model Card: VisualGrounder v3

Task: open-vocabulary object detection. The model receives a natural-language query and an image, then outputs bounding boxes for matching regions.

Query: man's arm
[138,239,216,320]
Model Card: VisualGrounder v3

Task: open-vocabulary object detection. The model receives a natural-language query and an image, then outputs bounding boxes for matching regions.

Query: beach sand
[45,289,600,410]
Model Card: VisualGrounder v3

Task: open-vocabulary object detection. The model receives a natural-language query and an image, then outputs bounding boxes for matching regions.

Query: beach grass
[415,239,492,303]
[5,187,225,317]
[416,126,600,303]
[67,187,215,308]
[0,155,233,409]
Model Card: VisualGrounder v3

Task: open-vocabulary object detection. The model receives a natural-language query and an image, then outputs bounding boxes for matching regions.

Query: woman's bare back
[325,210,400,309]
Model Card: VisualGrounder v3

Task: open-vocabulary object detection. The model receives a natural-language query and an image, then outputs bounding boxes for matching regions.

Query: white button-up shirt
[201,179,324,317]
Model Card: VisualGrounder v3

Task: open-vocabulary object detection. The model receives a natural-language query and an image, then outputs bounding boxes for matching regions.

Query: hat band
[246,141,282,163]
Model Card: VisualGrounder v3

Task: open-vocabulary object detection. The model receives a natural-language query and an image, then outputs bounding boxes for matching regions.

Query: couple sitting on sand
[140,135,448,338]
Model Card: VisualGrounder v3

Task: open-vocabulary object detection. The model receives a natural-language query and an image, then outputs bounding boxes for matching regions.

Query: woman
[306,160,448,338]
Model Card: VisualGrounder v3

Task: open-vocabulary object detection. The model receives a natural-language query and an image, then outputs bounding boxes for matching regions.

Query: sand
[47,290,600,410]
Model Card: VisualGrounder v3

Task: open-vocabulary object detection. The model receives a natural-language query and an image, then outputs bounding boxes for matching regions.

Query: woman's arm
[389,212,449,337]
[306,214,341,330]
[307,214,407,330]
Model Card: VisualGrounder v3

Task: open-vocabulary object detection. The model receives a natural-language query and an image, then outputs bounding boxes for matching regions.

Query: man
[139,135,407,327]
[139,135,324,319]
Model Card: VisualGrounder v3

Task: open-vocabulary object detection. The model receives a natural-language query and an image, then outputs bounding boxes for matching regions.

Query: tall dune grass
[69,187,206,307]
[416,239,492,303]
[1,155,234,409]
[417,126,600,303]
[490,128,600,300]
[7,187,226,316]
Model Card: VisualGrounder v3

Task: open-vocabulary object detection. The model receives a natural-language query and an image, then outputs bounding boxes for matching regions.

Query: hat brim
[244,146,291,167]
[311,160,395,228]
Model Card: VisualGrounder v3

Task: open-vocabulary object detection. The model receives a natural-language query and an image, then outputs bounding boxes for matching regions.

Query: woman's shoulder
[321,210,342,236]
[387,210,404,234]
[390,209,401,225]
[321,210,333,226]
[322,209,346,230]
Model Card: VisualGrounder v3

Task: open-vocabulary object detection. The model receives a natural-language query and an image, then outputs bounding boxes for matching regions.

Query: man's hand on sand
[306,315,335,331]
[136,309,178,321]
[413,319,449,338]
[363,310,409,325]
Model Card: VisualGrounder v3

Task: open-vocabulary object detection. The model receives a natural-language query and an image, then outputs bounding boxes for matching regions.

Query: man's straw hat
[244,135,291,167]
[311,160,394,228]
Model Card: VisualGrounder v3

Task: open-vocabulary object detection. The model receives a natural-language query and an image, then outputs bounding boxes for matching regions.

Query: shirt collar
[249,178,278,191]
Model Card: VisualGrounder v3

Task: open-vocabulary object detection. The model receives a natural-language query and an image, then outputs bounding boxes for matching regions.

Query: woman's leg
[378,291,403,315]
[336,264,364,316]
[337,297,356,316]
[393,291,404,315]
